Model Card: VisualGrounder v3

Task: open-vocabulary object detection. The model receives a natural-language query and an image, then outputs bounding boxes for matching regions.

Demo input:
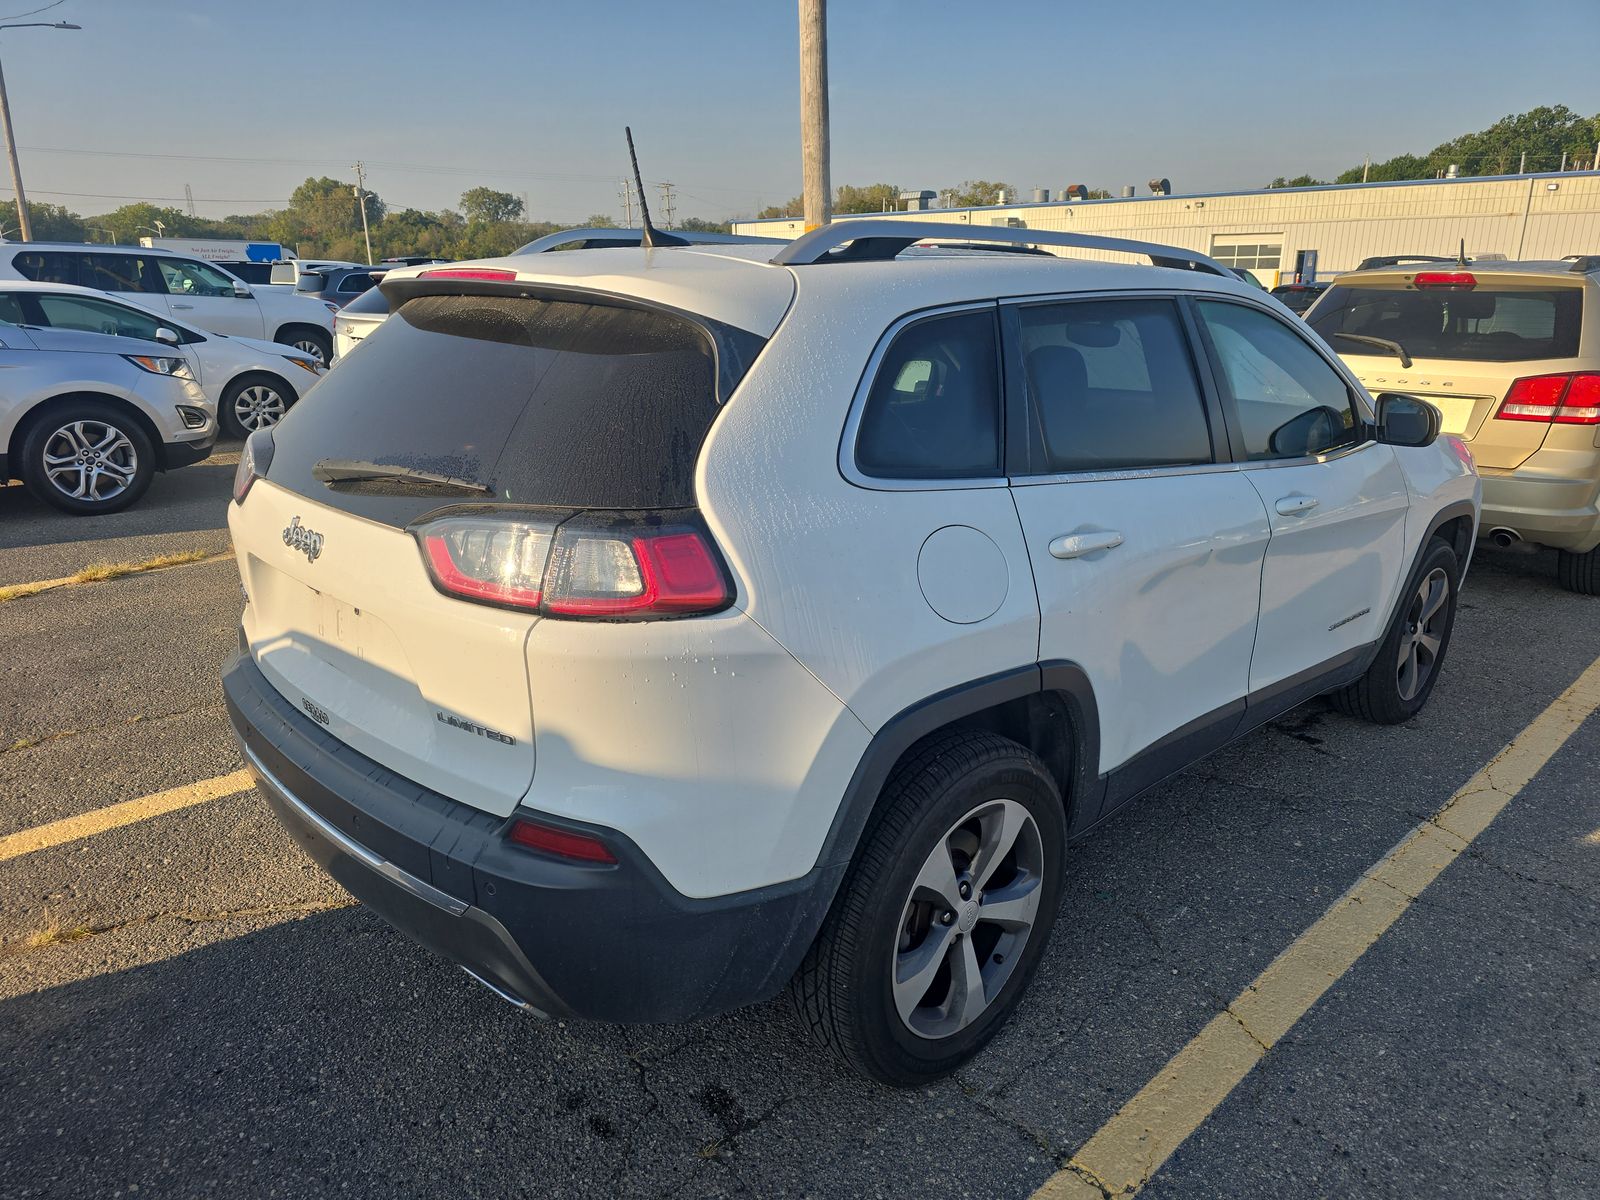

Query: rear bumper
[1478,468,1600,552]
[222,650,840,1023]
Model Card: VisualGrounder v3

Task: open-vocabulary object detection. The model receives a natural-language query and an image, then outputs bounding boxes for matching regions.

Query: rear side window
[340,286,390,316]
[336,272,376,294]
[1309,284,1582,362]
[267,293,730,526]
[855,309,1001,480]
[12,251,80,285]
[1016,298,1213,473]
[1198,300,1359,460]
[81,254,157,293]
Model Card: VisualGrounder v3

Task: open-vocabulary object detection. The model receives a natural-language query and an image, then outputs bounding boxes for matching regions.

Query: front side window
[156,258,237,297]
[1197,300,1360,460]
[1016,297,1213,473]
[80,254,156,293]
[856,309,1001,480]
[33,293,169,341]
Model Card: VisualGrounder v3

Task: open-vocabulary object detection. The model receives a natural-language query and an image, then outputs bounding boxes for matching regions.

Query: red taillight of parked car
[1412,271,1477,290]
[506,817,618,864]
[1494,372,1600,425]
[412,509,734,620]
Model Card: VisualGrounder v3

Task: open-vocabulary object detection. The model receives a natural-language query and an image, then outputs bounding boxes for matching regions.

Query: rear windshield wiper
[1334,332,1413,369]
[312,458,492,495]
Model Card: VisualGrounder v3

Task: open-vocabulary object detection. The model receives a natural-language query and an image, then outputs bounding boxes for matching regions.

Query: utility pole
[619,179,634,227]
[1519,150,1527,174]
[656,181,676,229]
[0,21,78,241]
[352,160,373,264]
[1362,157,1370,184]
[184,183,196,218]
[798,0,831,229]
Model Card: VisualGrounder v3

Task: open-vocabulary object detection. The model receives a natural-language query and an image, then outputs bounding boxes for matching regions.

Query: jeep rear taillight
[1494,372,1600,425]
[412,509,733,620]
[233,429,274,504]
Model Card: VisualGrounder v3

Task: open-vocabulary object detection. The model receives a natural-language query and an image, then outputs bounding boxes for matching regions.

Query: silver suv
[0,304,215,513]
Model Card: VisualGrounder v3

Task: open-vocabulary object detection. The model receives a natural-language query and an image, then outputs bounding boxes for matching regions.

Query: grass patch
[23,923,94,949]
[0,548,221,603]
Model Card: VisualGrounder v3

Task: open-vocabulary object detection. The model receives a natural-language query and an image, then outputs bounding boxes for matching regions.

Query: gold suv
[1308,258,1600,593]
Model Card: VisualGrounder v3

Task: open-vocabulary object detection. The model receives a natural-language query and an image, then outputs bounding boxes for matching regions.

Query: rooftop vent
[1148,177,1171,197]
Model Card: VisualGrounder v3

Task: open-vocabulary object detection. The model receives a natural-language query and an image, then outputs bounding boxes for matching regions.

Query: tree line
[12,180,733,261]
[1267,105,1600,189]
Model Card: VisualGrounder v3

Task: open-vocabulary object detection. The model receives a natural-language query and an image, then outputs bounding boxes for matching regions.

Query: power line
[0,0,66,22]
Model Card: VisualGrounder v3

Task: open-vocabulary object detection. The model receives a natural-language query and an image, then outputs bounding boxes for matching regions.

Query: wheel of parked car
[275,327,332,366]
[20,400,156,515]
[791,732,1066,1086]
[1556,547,1600,596]
[220,374,293,439]
[1330,536,1460,724]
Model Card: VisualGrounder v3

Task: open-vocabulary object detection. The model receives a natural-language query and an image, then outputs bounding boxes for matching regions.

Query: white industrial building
[732,172,1600,285]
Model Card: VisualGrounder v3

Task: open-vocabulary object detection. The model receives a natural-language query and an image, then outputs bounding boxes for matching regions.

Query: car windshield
[1308,283,1583,362]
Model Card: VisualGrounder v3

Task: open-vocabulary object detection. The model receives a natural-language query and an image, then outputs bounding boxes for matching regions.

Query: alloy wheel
[234,384,287,431]
[1397,566,1449,702]
[892,798,1045,1040]
[291,337,327,365]
[41,420,137,504]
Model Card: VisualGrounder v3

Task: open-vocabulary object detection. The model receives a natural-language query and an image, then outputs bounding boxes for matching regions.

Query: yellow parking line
[0,770,255,864]
[1034,655,1600,1200]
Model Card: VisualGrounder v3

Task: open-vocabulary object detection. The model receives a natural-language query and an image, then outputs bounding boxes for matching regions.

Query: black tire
[1556,546,1600,596]
[274,325,331,366]
[1330,536,1459,724]
[219,372,295,440]
[19,400,156,515]
[791,731,1066,1086]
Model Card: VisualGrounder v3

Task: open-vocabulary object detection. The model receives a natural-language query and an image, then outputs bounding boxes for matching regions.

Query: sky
[2,0,1598,225]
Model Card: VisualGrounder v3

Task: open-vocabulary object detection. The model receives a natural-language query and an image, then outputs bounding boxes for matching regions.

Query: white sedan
[0,280,323,438]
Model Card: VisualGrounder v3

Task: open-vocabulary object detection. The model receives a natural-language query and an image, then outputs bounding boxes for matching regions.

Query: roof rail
[769,220,1231,276]
[1566,255,1600,274]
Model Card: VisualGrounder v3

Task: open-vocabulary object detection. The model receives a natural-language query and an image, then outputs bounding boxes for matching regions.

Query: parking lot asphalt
[1,449,1596,1199]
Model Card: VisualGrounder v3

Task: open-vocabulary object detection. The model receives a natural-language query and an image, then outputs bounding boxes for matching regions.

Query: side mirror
[154,327,181,346]
[1374,393,1441,448]
[233,279,252,298]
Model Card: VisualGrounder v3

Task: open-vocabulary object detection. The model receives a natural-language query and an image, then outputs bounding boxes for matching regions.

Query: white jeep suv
[0,242,338,365]
[223,224,1479,1085]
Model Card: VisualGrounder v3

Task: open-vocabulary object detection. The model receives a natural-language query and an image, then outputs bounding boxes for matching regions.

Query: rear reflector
[507,818,617,864]
[418,268,518,282]
[1412,271,1476,290]
[1495,372,1600,425]
[411,508,733,620]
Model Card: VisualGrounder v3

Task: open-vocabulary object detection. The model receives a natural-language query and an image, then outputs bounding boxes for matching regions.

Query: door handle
[1274,495,1320,517]
[1049,530,1124,560]
[171,303,195,310]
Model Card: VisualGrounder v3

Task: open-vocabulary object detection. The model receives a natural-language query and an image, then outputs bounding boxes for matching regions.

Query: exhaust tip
[1488,527,1522,549]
